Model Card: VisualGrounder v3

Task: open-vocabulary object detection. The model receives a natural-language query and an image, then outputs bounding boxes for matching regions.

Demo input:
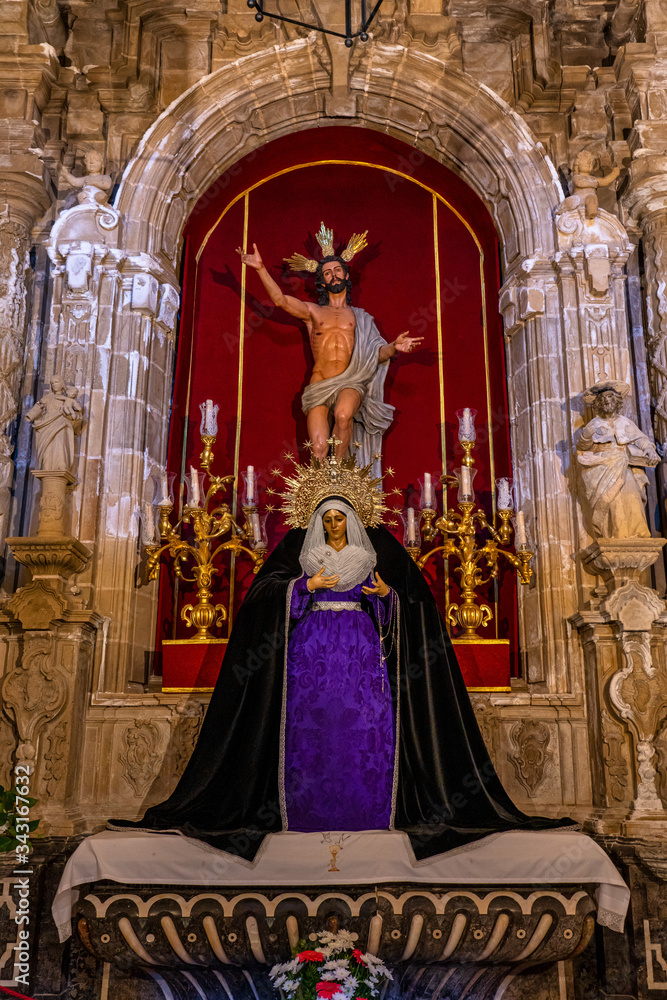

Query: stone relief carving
[507,720,553,795]
[654,723,667,806]
[25,375,83,475]
[606,583,667,817]
[554,183,630,294]
[577,381,659,539]
[601,707,630,803]
[470,696,498,767]
[43,720,68,796]
[0,637,67,771]
[119,721,162,796]
[0,220,29,500]
[640,215,667,448]
[0,434,14,543]
[172,709,203,779]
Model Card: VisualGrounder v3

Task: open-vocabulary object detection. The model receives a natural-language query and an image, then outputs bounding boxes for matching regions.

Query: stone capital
[6,535,92,584]
[582,538,667,606]
[0,161,53,232]
[623,154,667,222]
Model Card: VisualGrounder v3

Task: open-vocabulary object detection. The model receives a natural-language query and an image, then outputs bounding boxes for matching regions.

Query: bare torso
[306,303,356,383]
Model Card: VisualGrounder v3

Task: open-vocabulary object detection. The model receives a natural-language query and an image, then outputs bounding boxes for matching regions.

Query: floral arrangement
[269,929,392,1000]
[0,785,38,853]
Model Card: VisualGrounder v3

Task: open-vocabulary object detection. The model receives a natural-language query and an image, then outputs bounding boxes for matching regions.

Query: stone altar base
[2,832,667,1000]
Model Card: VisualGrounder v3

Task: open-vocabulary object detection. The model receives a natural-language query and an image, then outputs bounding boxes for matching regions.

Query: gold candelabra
[144,406,267,642]
[407,408,533,638]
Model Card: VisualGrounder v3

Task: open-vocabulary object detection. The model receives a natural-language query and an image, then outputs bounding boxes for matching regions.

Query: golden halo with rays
[277,452,388,529]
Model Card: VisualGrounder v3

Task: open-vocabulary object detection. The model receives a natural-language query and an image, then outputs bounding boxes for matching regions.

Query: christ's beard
[326,279,347,295]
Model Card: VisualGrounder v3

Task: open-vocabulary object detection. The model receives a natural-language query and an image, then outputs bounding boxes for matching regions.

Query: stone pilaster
[572,538,667,834]
[636,209,667,446]
[44,197,180,691]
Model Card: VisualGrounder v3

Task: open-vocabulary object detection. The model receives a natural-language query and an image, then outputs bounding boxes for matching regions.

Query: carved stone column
[623,165,667,550]
[44,197,180,691]
[0,456,100,835]
[0,208,48,544]
[499,206,633,688]
[637,209,667,446]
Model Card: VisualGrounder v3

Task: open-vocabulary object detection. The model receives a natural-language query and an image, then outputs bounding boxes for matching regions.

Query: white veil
[299,499,377,591]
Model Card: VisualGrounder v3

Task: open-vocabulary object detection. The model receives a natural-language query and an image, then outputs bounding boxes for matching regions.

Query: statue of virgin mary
[110,456,570,860]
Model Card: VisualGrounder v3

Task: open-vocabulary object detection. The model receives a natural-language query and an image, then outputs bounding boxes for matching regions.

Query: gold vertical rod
[479,254,498,636]
[172,250,201,639]
[227,192,250,636]
[433,194,450,616]
[433,193,446,475]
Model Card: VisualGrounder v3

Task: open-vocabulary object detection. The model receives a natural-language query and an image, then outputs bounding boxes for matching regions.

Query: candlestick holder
[144,434,267,641]
[412,439,533,638]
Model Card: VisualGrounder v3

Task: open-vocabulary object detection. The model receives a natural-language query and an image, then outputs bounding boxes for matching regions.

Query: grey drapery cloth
[301,307,394,476]
[299,499,377,591]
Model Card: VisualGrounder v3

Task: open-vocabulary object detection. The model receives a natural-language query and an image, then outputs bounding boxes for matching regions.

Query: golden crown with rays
[272,439,388,528]
[284,222,368,273]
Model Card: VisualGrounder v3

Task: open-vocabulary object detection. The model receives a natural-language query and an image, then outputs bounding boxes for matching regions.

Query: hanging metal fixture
[246,0,384,46]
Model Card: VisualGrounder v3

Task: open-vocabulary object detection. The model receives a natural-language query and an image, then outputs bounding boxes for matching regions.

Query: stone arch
[115,38,562,272]
[110,39,580,692]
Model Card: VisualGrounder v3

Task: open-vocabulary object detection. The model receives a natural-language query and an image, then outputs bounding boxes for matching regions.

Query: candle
[460,466,472,497]
[459,407,475,442]
[516,510,527,548]
[143,502,156,543]
[246,465,255,504]
[199,399,218,436]
[407,507,416,544]
[496,478,513,512]
[423,472,432,509]
[190,465,200,506]
[251,510,261,546]
[161,470,169,503]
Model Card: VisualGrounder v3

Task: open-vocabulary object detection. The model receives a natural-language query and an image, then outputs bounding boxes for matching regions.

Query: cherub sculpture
[557,150,620,220]
[59,150,113,206]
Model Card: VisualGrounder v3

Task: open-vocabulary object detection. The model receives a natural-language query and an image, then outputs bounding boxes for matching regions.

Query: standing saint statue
[25,376,83,475]
[577,380,659,538]
[237,223,423,473]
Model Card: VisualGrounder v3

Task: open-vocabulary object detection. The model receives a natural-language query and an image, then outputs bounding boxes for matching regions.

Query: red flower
[352,949,366,965]
[297,950,324,963]
[316,983,342,998]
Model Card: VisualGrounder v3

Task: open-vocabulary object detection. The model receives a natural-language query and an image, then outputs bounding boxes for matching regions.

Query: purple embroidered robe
[283,575,395,831]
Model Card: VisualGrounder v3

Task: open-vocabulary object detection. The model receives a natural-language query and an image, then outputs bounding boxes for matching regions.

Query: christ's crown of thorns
[283,222,368,273]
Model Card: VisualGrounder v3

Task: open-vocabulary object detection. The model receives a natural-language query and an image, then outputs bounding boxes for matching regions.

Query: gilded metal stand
[145,436,267,641]
[413,439,533,638]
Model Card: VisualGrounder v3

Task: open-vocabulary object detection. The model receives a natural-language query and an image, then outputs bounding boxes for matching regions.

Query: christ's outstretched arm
[378,330,424,361]
[237,244,311,322]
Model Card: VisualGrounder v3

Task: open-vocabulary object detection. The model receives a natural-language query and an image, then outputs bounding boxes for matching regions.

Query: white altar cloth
[53,828,629,942]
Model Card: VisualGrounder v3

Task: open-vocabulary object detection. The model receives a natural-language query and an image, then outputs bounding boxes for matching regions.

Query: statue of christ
[237,225,422,472]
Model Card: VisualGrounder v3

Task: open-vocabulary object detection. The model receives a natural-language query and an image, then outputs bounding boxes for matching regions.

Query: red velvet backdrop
[157,127,517,687]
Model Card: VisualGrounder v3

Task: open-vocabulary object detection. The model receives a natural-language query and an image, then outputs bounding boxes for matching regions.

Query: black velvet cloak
[110,527,570,862]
